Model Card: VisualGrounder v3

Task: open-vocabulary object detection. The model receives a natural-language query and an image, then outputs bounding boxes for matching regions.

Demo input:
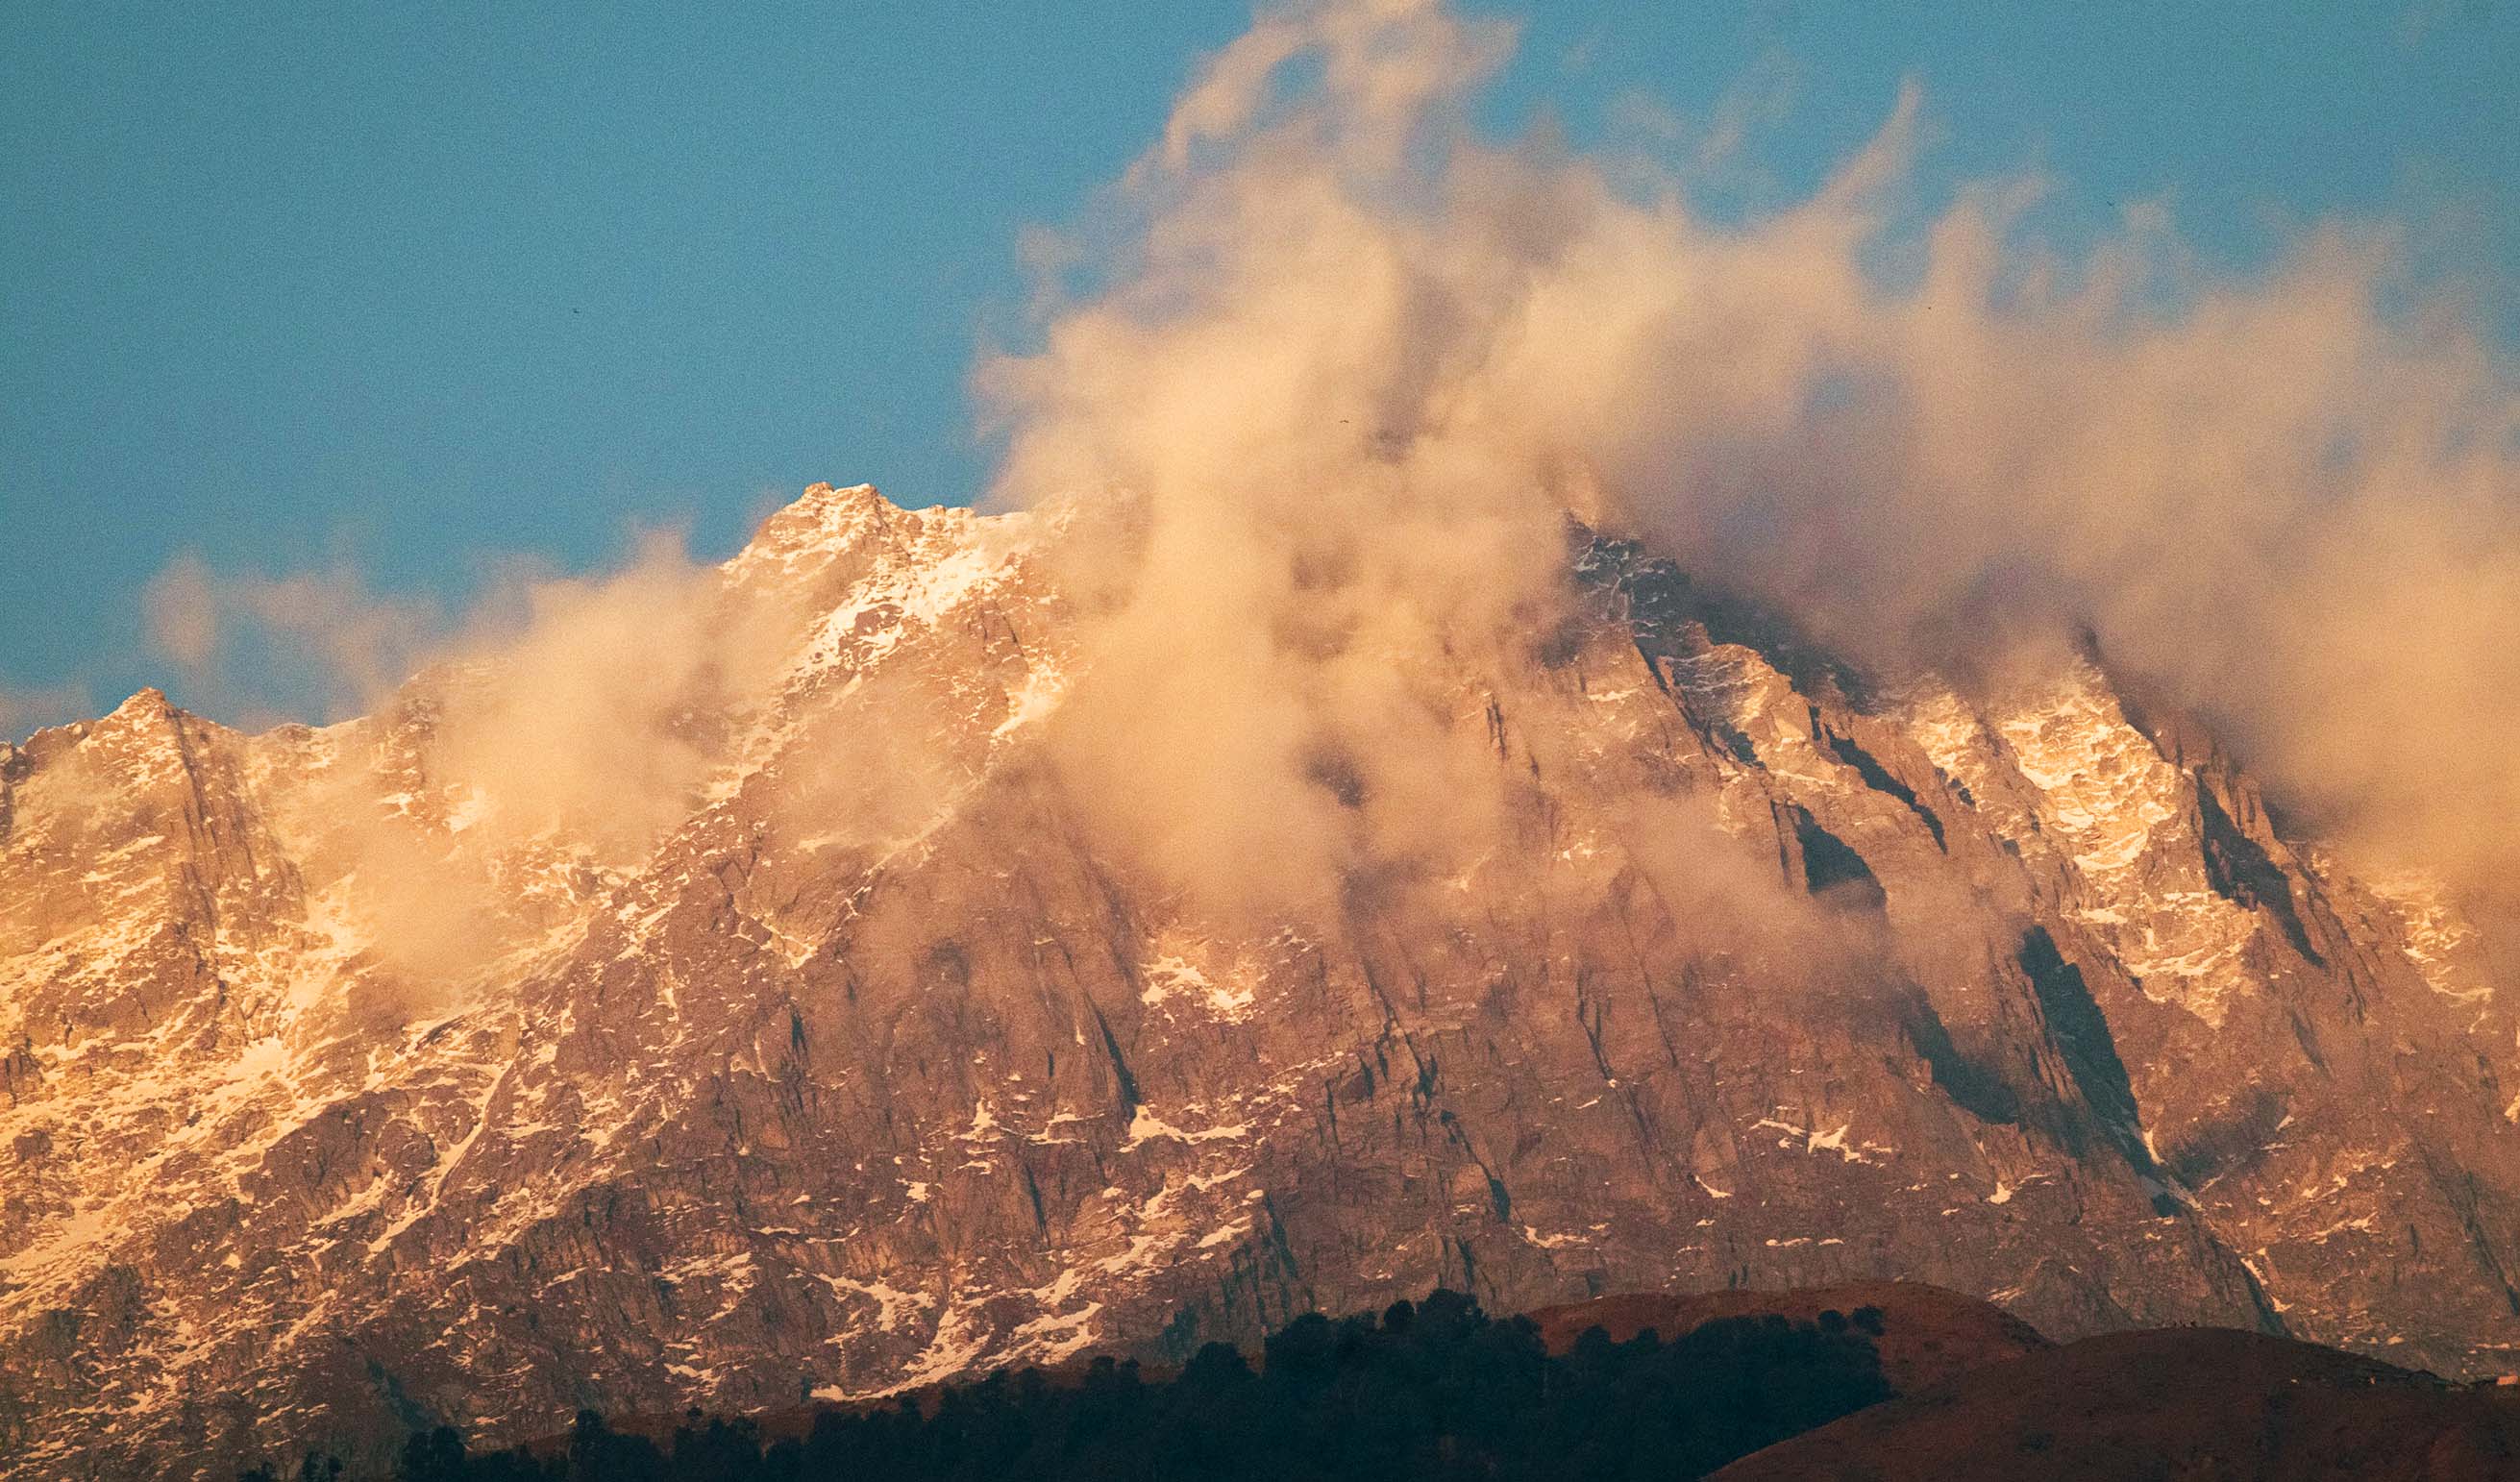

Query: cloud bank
[982,0,2520,899]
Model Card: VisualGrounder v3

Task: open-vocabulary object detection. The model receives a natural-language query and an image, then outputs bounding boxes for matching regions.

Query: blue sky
[5,1,2514,729]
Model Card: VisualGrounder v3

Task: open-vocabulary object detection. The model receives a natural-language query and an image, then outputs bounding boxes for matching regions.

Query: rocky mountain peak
[726,482,993,594]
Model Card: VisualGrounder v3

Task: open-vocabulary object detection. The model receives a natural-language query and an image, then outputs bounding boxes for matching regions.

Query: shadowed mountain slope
[1713,1325,2520,1482]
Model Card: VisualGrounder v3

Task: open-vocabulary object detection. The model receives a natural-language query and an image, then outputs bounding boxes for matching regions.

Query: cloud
[0,680,91,746]
[2397,0,2468,50]
[982,0,2520,903]
[124,527,820,1002]
[140,554,221,668]
[423,531,798,859]
[134,524,807,859]
[977,0,1799,918]
[141,552,439,724]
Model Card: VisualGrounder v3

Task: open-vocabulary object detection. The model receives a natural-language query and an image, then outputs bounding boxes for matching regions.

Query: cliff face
[3,484,2514,1478]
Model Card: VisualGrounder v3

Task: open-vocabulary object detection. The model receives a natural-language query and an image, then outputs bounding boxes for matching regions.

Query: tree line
[243,1292,1895,1481]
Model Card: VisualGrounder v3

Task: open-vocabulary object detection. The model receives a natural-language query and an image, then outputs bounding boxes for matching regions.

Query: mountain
[3,482,2516,1479]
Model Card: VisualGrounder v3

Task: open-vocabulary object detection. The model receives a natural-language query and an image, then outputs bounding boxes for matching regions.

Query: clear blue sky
[5,1,2514,729]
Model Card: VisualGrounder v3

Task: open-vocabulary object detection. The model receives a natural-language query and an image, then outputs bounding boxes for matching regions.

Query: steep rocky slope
[3,483,2515,1478]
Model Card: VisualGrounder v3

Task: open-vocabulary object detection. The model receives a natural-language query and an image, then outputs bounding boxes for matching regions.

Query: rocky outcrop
[2,484,2513,1478]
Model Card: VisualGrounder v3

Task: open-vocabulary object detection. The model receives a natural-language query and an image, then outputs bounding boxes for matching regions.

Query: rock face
[3,483,2515,1478]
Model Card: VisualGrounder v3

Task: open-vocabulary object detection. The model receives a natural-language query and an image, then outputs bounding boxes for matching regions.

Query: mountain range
[3,482,2515,1478]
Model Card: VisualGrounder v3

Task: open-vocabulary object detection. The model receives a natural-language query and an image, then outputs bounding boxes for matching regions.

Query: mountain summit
[2,483,2514,1478]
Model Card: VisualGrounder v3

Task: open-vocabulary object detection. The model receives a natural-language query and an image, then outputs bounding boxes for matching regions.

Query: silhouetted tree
[326,1289,1894,1481]
[399,1424,468,1482]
